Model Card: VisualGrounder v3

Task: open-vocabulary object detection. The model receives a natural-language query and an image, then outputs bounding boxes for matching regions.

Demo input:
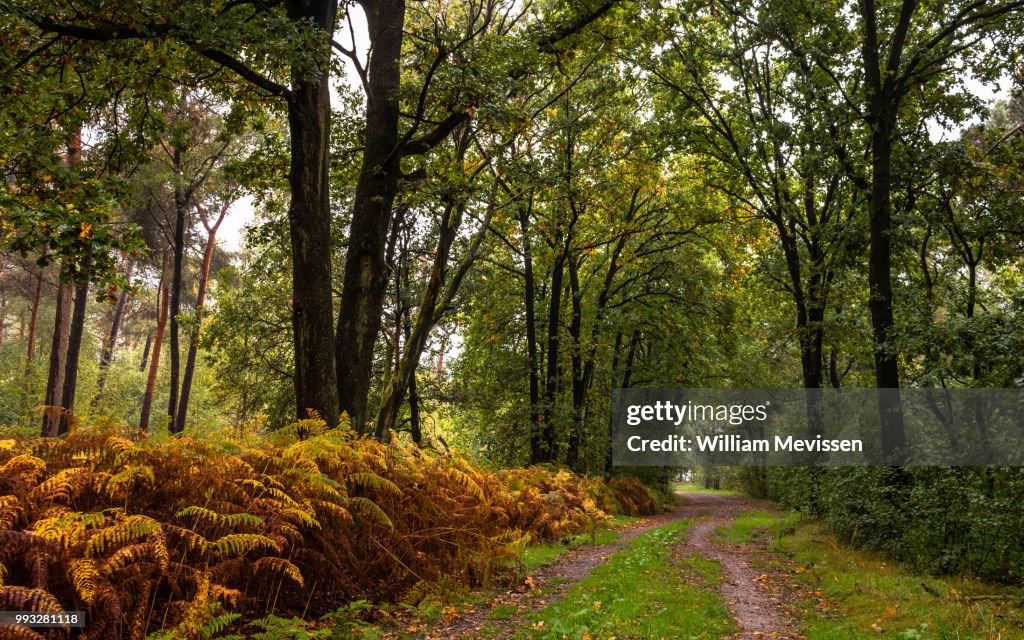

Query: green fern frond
[106,465,155,497]
[349,497,393,529]
[85,514,163,557]
[211,533,281,556]
[348,472,402,498]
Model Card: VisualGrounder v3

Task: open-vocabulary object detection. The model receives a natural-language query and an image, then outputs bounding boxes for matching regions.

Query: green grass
[510,519,735,639]
[671,481,742,495]
[489,604,518,621]
[731,510,1024,639]
[516,519,637,571]
[714,510,777,543]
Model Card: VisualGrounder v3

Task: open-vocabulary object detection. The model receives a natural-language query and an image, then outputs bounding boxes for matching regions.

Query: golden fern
[28,467,106,504]
[252,557,304,587]
[0,496,21,529]
[105,465,155,498]
[69,558,100,604]
[85,514,163,556]
[0,586,62,612]
[0,626,46,640]
[446,468,485,501]
[0,454,46,485]
[32,510,107,549]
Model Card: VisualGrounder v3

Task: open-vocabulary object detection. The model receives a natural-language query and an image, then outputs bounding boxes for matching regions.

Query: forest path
[414,492,801,639]
[677,493,802,639]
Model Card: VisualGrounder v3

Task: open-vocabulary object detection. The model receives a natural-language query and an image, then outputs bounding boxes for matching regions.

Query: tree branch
[399,110,472,157]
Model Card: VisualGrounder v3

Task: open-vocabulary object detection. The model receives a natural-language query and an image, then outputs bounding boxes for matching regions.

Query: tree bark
[375,172,492,438]
[140,274,169,431]
[139,331,152,372]
[285,0,341,426]
[866,109,906,459]
[540,233,567,463]
[336,0,406,433]
[41,273,72,437]
[520,200,544,464]
[860,0,907,463]
[57,253,91,437]
[374,200,456,439]
[26,268,43,366]
[565,254,584,469]
[407,316,422,445]
[167,146,186,432]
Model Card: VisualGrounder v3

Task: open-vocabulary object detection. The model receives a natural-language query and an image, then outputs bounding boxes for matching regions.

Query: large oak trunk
[285,0,341,426]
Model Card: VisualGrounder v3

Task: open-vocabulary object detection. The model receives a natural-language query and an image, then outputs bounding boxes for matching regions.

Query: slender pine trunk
[140,275,169,431]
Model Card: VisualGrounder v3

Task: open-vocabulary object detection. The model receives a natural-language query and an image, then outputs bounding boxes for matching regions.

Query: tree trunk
[375,201,456,438]
[829,348,841,388]
[167,146,185,431]
[57,254,91,437]
[41,273,72,437]
[374,172,492,438]
[175,205,225,433]
[92,272,131,405]
[540,235,567,463]
[407,317,422,445]
[621,329,640,389]
[285,0,341,426]
[860,0,907,463]
[139,331,152,372]
[26,268,43,366]
[336,0,406,434]
[521,202,544,464]
[867,111,906,461]
[565,254,584,469]
[140,276,169,431]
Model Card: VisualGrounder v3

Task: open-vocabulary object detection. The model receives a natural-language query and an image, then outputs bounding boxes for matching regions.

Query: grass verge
[518,526,630,572]
[725,510,1024,639]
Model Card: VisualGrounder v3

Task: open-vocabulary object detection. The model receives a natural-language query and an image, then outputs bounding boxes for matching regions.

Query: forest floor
[397,491,1024,640]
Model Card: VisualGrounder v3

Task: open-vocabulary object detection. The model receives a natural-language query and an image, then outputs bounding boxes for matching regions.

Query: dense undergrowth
[740,467,1024,584]
[0,418,661,639]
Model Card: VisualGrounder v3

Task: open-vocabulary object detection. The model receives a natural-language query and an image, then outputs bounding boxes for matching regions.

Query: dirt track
[416,492,800,639]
